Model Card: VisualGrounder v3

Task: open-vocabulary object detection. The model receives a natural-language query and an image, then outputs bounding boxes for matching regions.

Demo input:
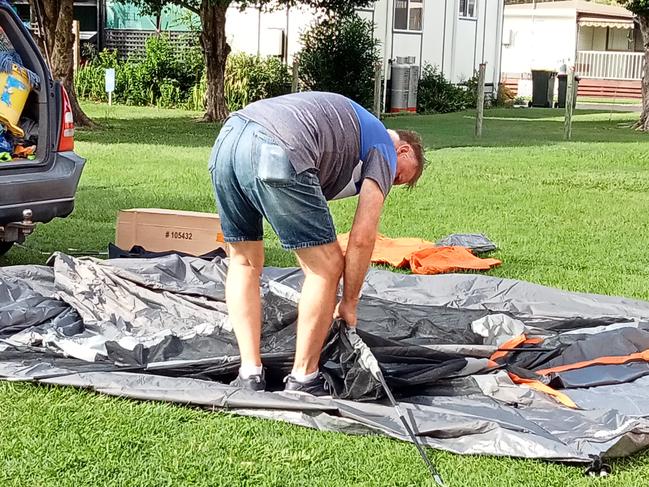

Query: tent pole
[343,325,447,487]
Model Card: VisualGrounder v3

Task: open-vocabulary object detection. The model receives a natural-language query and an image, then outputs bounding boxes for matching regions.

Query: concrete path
[576,102,642,112]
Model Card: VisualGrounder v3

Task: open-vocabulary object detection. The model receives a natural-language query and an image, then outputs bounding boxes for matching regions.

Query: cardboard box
[116,208,226,256]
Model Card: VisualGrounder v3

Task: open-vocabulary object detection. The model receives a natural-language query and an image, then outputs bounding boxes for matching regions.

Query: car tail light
[58,85,74,151]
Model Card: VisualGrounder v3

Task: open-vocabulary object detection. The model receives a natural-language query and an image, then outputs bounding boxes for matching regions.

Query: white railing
[576,51,645,80]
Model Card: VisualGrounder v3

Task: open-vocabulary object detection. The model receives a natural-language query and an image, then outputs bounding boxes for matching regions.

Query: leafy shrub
[117,61,153,106]
[157,80,184,108]
[297,14,380,109]
[80,41,98,63]
[74,65,106,101]
[94,48,119,68]
[185,72,207,111]
[460,72,480,108]
[224,53,291,111]
[74,34,202,108]
[133,34,202,104]
[140,34,179,92]
[75,37,290,112]
[495,83,516,108]
[75,49,120,101]
[417,64,481,114]
[176,35,204,90]
[514,95,527,106]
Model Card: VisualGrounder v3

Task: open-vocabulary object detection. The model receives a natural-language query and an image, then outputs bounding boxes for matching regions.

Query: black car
[0,3,85,257]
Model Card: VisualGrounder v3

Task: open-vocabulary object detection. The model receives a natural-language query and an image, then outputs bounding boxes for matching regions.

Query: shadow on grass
[76,113,220,148]
[387,108,646,150]
[75,107,647,152]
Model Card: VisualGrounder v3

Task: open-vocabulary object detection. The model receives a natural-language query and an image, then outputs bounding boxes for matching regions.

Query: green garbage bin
[557,74,580,109]
[531,70,557,108]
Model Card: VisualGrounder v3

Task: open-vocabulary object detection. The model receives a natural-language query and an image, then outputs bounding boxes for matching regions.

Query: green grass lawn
[1,103,649,486]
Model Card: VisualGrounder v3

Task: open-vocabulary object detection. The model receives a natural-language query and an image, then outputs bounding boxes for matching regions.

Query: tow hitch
[0,209,35,244]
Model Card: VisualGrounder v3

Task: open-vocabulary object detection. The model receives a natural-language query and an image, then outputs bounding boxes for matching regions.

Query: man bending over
[209,91,424,395]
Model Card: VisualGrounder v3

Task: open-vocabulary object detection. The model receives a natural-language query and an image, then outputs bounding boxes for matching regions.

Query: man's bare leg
[226,241,265,372]
[292,241,344,376]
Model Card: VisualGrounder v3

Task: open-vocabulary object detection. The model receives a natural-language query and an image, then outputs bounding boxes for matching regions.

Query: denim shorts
[208,115,337,250]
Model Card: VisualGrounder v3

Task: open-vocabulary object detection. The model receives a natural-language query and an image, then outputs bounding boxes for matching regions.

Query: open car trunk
[0,9,50,167]
[0,3,84,239]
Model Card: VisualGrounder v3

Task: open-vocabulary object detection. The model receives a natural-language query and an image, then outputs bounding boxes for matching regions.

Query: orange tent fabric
[507,373,578,409]
[337,233,501,275]
[409,246,501,275]
[490,335,543,362]
[536,349,649,376]
[337,233,433,268]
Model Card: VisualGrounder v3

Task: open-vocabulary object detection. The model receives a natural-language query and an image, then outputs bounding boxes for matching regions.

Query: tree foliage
[416,65,480,114]
[618,0,649,14]
[297,14,379,108]
[123,0,371,19]
[505,0,623,4]
[120,0,372,121]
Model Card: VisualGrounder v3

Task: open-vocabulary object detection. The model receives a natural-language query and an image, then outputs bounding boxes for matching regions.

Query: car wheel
[0,241,13,257]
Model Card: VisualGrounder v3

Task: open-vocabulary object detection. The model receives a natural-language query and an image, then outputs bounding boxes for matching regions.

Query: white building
[225,5,317,63]
[502,0,643,98]
[226,0,506,105]
[359,0,505,88]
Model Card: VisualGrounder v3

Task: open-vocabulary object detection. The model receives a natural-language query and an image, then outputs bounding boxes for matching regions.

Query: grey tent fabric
[358,271,649,329]
[435,233,497,254]
[3,253,649,467]
[0,265,81,338]
[566,375,649,417]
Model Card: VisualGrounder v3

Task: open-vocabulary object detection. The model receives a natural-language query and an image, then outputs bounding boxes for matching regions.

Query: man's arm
[334,178,385,326]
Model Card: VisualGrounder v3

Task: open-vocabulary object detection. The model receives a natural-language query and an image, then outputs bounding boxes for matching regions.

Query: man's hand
[334,298,359,326]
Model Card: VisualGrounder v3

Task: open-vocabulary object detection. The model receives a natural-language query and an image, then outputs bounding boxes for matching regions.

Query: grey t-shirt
[234,92,396,200]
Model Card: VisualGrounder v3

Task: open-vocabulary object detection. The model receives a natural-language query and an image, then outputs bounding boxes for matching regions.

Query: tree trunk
[200,1,230,122]
[30,0,94,128]
[638,14,649,132]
